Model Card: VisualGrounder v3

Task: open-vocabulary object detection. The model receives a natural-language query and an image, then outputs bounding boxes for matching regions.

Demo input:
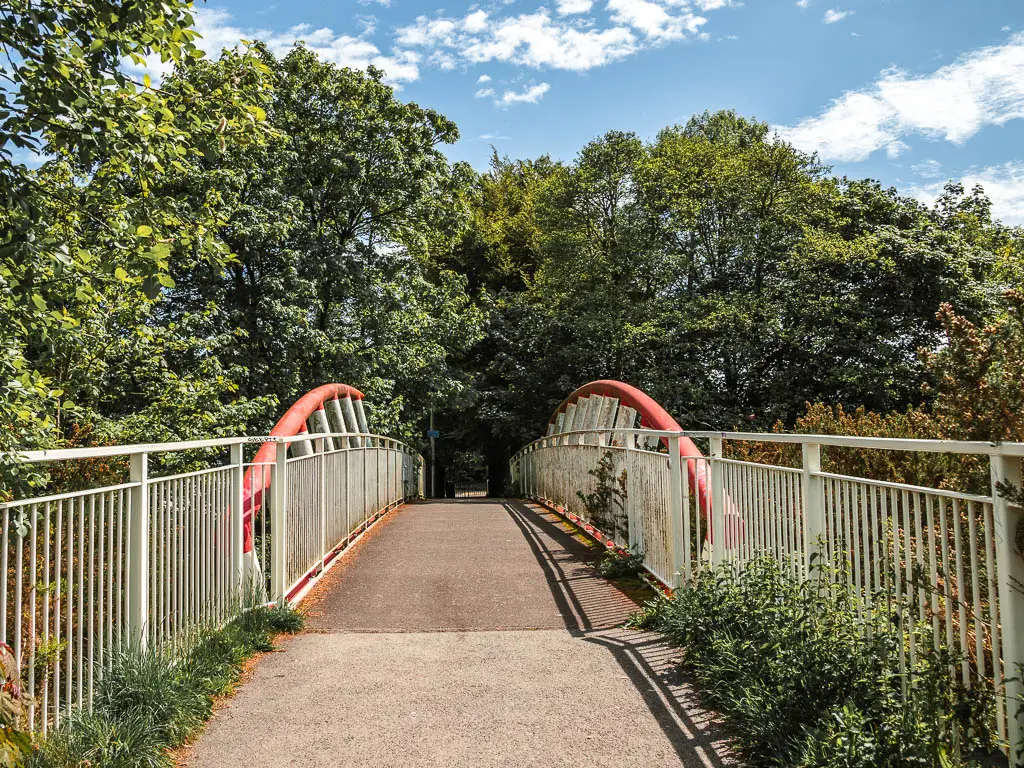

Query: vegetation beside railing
[29,604,303,768]
[575,450,629,542]
[629,555,1004,768]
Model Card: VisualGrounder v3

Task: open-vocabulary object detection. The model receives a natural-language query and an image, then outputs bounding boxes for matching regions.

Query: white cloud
[555,0,593,14]
[912,159,943,178]
[607,0,706,41]
[395,1,725,75]
[475,87,495,98]
[886,140,909,158]
[498,82,551,106]
[777,32,1024,161]
[908,162,1024,225]
[464,10,490,34]
[477,74,492,83]
[479,133,511,141]
[823,8,852,24]
[796,0,811,8]
[139,7,421,83]
[358,0,390,6]
[1003,26,1012,32]
[693,0,732,10]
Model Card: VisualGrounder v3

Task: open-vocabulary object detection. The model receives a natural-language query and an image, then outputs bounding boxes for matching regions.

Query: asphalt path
[182,500,734,767]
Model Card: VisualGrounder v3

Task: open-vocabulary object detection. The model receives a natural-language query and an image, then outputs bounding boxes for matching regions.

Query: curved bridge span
[3,379,1023,762]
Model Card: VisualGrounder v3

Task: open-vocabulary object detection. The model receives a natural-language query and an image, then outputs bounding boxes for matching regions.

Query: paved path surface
[182,500,734,768]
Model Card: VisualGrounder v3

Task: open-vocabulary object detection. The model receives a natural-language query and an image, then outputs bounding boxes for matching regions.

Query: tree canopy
[1,6,1022,495]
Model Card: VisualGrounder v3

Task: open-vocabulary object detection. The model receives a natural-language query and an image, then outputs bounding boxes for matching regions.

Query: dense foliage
[629,556,1001,767]
[442,115,1022,484]
[1,3,1021,495]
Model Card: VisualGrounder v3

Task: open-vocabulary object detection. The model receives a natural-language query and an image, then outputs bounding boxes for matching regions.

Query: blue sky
[185,0,1024,224]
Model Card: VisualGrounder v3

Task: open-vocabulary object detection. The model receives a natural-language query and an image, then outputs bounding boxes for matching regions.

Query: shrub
[576,450,628,541]
[0,643,32,767]
[32,711,171,768]
[34,604,304,767]
[93,648,209,748]
[633,555,1001,767]
[595,546,646,580]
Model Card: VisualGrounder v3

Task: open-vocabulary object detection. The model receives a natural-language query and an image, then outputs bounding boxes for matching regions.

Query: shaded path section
[183,500,735,768]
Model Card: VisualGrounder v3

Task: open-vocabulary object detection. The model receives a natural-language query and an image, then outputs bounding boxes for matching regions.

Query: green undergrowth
[628,555,1003,768]
[32,604,304,768]
[595,546,646,581]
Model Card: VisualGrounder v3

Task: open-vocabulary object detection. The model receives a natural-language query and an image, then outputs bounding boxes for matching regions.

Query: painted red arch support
[549,380,738,546]
[241,384,365,553]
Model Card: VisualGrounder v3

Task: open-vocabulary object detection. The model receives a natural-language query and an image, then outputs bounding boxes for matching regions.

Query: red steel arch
[549,380,740,545]
[242,383,365,553]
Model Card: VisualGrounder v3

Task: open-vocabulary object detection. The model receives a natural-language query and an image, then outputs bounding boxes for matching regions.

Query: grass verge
[31,604,304,768]
[628,555,1003,767]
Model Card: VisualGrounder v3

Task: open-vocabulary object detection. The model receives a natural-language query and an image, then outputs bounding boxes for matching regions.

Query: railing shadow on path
[501,499,737,767]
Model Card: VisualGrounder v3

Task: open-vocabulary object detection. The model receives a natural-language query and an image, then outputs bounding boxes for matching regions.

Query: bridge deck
[180,500,733,767]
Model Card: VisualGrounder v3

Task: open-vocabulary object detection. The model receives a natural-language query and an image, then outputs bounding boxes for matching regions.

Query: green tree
[157,46,481,441]
[1,1,272,493]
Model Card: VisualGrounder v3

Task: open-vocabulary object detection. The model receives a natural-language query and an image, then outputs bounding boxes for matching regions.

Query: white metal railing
[511,428,1024,754]
[1,432,424,733]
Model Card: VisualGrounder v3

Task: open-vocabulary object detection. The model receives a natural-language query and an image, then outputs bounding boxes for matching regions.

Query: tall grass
[629,555,1003,767]
[31,603,304,768]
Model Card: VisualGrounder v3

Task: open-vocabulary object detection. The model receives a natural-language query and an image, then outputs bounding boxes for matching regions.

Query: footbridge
[3,380,1023,764]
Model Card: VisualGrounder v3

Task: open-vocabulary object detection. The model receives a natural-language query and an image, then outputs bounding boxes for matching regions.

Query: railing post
[527,449,534,499]
[271,440,289,605]
[317,437,326,575]
[230,443,245,599]
[709,437,725,567]
[802,442,824,574]
[668,434,685,587]
[128,452,150,649]
[992,452,1024,755]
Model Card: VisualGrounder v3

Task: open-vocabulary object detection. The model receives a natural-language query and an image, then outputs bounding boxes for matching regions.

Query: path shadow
[502,499,736,767]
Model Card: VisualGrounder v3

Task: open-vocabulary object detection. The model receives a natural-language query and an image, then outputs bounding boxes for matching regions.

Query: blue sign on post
[427,429,440,439]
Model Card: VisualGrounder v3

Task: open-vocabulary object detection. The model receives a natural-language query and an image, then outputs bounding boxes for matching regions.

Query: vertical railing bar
[87,494,95,710]
[27,502,37,731]
[53,498,63,729]
[914,493,927,630]
[13,509,23,696]
[889,488,907,695]
[870,483,881,596]
[41,501,50,734]
[65,498,74,711]
[0,508,7,647]
[902,489,917,672]
[97,492,105,674]
[952,498,970,686]
[938,497,956,666]
[106,490,114,663]
[983,501,1005,740]
[927,494,941,652]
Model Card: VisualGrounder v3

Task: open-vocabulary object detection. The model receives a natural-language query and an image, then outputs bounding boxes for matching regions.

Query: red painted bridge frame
[241,383,365,554]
